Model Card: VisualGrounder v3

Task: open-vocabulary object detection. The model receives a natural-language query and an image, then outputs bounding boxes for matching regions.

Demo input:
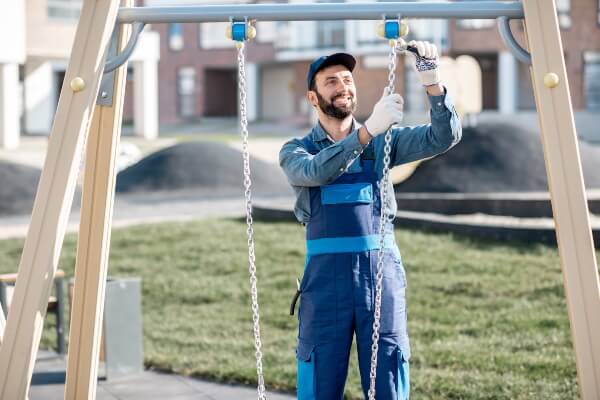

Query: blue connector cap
[232,22,246,41]
[384,20,400,39]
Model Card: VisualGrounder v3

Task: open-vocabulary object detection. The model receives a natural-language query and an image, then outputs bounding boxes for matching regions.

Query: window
[177,67,196,118]
[199,22,231,49]
[316,21,345,48]
[48,0,82,20]
[169,24,184,51]
[315,0,345,49]
[273,21,292,49]
[356,19,380,46]
[556,0,571,28]
[456,19,495,30]
[584,52,600,111]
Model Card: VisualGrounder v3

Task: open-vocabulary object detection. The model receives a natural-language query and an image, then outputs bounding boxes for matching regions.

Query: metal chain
[237,41,267,400]
[367,40,397,400]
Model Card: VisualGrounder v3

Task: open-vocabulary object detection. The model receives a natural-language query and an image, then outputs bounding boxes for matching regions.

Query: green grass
[1,219,596,399]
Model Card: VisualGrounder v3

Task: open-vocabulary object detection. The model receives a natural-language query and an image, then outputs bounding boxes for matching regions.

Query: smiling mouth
[334,96,352,103]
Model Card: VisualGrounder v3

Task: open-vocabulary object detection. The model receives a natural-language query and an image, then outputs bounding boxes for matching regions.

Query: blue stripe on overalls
[296,137,410,400]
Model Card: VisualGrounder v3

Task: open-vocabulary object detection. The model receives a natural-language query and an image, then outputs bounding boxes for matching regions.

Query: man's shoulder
[281,128,319,151]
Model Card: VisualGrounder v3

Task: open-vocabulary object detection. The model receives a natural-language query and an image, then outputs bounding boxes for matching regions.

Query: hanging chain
[367,40,398,400]
[237,41,267,400]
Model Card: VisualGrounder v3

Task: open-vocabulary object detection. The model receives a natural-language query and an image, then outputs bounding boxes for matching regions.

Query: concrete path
[31,351,294,400]
[0,192,296,240]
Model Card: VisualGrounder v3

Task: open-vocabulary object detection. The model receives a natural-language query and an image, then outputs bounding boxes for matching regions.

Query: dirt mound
[0,161,40,216]
[116,141,292,196]
[397,122,600,193]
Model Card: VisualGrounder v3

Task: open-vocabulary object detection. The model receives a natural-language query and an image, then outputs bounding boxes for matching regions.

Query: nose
[335,81,352,96]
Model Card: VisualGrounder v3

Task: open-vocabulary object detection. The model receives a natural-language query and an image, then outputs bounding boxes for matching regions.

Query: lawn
[0,218,594,399]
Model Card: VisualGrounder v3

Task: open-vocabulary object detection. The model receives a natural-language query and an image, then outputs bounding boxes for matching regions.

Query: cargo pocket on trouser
[396,348,410,400]
[379,250,408,337]
[297,340,316,400]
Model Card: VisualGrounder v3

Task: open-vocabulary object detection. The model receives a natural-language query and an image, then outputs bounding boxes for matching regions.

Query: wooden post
[523,1,600,398]
[0,0,121,398]
[0,303,5,344]
[64,1,132,397]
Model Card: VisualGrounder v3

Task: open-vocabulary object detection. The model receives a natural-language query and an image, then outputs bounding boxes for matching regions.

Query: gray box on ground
[104,277,144,380]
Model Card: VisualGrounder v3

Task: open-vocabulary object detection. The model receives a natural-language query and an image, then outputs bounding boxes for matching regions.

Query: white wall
[24,62,56,134]
[131,31,160,139]
[261,66,294,120]
[0,0,25,148]
[0,1,26,64]
[498,51,517,113]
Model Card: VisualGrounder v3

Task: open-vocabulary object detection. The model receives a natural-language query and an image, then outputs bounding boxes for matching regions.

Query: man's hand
[364,93,404,138]
[406,40,440,87]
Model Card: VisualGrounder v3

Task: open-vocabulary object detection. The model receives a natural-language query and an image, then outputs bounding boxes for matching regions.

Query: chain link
[237,42,267,400]
[367,40,397,400]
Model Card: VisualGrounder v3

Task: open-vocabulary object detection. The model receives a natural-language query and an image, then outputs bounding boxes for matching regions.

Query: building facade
[449,0,600,113]
[0,0,160,149]
[2,0,598,149]
[150,0,600,127]
[146,0,448,126]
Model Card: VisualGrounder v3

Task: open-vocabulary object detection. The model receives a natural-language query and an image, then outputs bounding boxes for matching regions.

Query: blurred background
[0,1,599,398]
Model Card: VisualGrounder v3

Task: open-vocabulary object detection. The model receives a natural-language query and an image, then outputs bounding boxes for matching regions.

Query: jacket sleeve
[279,131,366,187]
[386,88,462,166]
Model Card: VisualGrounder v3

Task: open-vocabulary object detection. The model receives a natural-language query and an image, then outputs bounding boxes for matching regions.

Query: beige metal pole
[0,303,5,343]
[0,0,121,398]
[64,1,132,398]
[522,1,600,398]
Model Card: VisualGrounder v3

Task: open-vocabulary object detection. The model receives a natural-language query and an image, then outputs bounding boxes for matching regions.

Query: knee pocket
[296,341,316,400]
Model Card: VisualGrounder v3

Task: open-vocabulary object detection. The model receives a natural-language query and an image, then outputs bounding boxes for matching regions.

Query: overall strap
[360,142,375,171]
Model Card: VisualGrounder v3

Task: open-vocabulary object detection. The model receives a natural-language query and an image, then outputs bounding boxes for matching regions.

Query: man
[279,40,461,400]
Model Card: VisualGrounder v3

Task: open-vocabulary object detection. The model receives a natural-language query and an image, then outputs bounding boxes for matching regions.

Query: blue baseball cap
[307,52,356,90]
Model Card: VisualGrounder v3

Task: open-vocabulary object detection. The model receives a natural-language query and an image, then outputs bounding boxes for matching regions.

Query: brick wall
[449,1,600,110]
[151,23,275,125]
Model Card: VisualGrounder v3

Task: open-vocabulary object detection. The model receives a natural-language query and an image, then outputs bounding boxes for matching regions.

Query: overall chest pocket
[320,182,373,205]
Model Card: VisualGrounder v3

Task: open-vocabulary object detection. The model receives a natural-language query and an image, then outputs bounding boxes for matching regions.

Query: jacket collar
[311,117,362,143]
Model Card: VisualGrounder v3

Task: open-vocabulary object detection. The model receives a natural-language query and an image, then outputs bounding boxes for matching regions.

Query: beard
[315,89,357,120]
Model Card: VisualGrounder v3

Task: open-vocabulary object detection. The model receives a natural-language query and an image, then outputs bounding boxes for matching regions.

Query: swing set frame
[0,1,598,399]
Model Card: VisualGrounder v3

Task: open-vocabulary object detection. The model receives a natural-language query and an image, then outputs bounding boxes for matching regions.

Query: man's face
[309,65,357,120]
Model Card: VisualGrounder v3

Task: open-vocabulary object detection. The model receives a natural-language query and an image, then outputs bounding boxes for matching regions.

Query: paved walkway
[0,191,295,240]
[31,351,294,400]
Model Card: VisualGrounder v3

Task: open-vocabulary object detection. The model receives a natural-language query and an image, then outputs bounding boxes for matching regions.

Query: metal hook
[497,16,531,64]
[103,22,146,74]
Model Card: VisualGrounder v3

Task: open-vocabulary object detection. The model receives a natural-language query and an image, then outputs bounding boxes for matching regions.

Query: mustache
[332,93,353,101]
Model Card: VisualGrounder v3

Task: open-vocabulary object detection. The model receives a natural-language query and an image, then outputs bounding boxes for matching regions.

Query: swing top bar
[116,1,524,24]
[103,0,531,74]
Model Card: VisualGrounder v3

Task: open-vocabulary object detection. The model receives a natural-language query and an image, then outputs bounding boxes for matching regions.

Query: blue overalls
[296,138,410,400]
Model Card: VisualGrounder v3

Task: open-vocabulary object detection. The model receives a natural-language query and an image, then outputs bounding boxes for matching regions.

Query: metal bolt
[399,20,409,37]
[70,77,85,92]
[544,72,559,88]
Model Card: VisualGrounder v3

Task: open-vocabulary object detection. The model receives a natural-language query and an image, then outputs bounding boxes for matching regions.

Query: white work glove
[363,93,404,138]
[406,40,440,87]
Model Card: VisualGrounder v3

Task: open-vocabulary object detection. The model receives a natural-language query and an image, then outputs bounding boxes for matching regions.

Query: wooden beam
[64,1,132,397]
[0,0,121,398]
[523,1,600,398]
[0,303,5,344]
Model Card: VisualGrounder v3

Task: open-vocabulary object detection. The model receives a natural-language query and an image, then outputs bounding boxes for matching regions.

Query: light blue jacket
[279,90,462,223]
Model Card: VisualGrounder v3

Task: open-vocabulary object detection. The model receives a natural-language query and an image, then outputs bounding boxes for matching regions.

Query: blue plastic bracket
[232,21,247,41]
[384,19,400,39]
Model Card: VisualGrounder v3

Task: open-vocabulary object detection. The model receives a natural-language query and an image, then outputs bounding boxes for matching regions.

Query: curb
[254,204,600,247]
